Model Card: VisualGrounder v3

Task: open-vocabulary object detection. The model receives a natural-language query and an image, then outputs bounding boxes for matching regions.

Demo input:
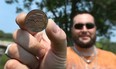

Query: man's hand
[4,13,67,69]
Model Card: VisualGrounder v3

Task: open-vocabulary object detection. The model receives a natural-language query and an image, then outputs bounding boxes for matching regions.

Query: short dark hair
[71,11,95,27]
[72,11,93,19]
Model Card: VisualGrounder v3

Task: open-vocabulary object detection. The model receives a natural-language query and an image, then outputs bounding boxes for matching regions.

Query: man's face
[71,13,96,48]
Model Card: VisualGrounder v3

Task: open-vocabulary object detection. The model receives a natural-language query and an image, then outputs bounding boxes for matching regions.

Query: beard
[72,34,96,48]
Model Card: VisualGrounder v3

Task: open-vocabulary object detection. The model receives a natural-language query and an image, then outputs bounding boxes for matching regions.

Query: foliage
[5,0,116,38]
[0,30,13,41]
[4,0,116,45]
[96,38,116,53]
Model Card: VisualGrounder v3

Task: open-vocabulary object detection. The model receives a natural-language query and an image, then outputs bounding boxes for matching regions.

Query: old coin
[24,9,48,35]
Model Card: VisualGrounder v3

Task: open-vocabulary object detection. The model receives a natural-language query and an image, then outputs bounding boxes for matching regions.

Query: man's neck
[74,44,97,57]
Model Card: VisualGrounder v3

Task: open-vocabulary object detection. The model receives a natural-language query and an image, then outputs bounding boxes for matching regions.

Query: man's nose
[82,25,87,31]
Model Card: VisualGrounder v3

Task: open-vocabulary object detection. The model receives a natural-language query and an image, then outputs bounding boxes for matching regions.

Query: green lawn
[0,54,9,69]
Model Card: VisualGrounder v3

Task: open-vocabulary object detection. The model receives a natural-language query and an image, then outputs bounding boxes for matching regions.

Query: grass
[0,54,9,69]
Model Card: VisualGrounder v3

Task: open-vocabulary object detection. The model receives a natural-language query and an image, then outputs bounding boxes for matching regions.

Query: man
[4,11,116,69]
[67,12,116,69]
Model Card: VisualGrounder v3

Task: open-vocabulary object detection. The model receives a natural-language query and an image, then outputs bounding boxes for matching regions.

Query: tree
[0,30,12,41]
[0,30,4,38]
[97,37,116,53]
[5,0,116,44]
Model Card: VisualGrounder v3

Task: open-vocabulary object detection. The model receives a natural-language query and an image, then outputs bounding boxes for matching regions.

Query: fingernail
[5,44,12,57]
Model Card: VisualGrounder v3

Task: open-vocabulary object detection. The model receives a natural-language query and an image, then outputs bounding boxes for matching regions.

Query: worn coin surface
[24,9,48,34]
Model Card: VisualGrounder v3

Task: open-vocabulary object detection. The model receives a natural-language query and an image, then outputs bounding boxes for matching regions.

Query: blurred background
[0,0,116,68]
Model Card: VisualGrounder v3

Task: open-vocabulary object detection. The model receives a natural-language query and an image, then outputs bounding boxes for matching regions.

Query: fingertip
[48,19,54,23]
[16,12,27,27]
[46,19,67,45]
[46,19,60,33]
[45,19,67,57]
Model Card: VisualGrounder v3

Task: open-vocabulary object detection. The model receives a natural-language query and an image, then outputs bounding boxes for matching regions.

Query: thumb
[46,19,67,57]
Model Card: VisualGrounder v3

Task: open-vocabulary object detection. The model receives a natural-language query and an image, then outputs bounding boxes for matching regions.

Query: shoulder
[67,46,77,55]
[67,47,75,55]
[98,48,116,58]
[66,47,80,65]
[66,46,79,58]
[97,48,116,66]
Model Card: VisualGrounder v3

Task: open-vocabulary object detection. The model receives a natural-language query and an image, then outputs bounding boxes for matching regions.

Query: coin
[24,9,48,35]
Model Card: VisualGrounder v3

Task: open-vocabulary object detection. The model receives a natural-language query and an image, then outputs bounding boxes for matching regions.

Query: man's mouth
[80,35,90,40]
